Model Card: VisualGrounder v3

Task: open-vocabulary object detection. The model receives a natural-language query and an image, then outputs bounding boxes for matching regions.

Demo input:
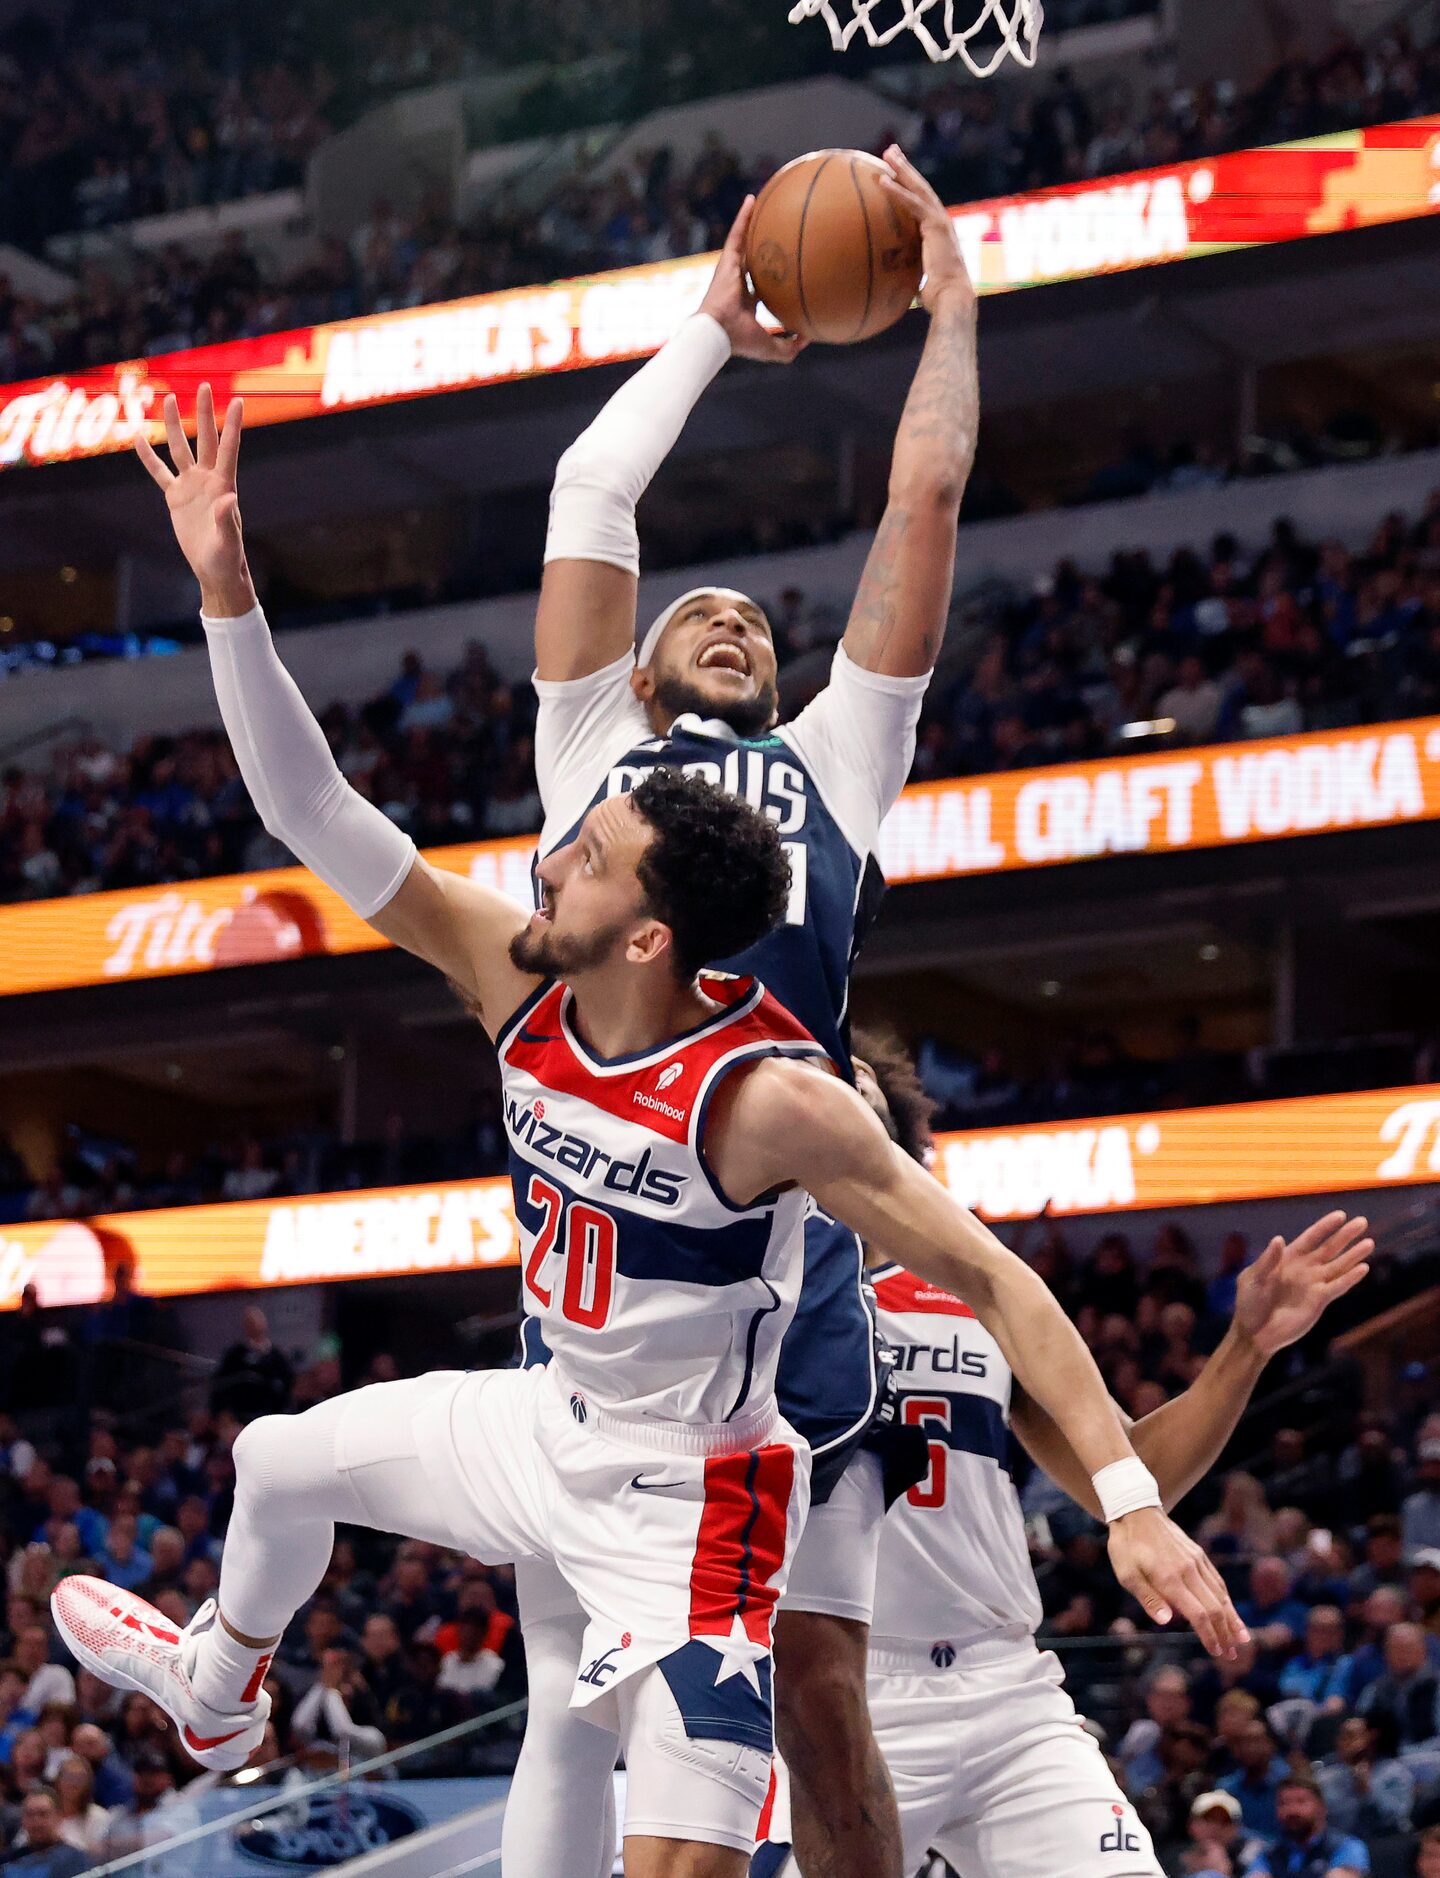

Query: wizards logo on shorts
[1099,1804,1142,1855]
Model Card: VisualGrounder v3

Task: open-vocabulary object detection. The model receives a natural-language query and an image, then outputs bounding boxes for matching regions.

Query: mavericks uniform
[527,642,929,1623]
[411,972,820,1852]
[761,1262,1161,1877]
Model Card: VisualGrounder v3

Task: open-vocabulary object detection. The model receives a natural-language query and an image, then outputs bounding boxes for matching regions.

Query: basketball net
[788,0,1042,74]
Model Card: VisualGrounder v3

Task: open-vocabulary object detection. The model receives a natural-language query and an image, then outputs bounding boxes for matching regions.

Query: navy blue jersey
[541,724,883,1072]
[531,644,928,1473]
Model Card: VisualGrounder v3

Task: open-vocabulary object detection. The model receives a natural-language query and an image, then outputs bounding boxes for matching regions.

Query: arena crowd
[0,1240,1431,1874]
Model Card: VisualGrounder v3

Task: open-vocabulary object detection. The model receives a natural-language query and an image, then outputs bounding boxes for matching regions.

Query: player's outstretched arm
[1010,1212,1372,1516]
[137,387,538,1034]
[840,146,978,680]
[535,198,805,684]
[708,1060,1247,1658]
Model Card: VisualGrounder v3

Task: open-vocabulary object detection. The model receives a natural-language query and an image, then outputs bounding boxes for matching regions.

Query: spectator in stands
[1217,1715,1292,1838]
[1416,1825,1440,1877]
[1349,1515,1408,1604]
[436,1611,506,1705]
[209,1308,294,1423]
[99,1749,177,1862]
[1245,1772,1370,1878]
[1357,1622,1440,1750]
[14,1633,71,1717]
[1120,1663,1192,1791]
[1318,1713,1415,1839]
[1238,1556,1311,1662]
[5,1786,94,1876]
[1199,1472,1276,1561]
[1179,1788,1265,1877]
[52,1755,109,1857]
[1405,1440,1440,1556]
[290,1647,386,1761]
[1278,1604,1354,1710]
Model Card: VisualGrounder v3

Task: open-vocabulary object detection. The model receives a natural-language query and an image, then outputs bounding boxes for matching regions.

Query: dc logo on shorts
[1100,1803,1141,1855]
[570,1392,588,1425]
[930,1642,956,1669]
[656,1062,684,1091]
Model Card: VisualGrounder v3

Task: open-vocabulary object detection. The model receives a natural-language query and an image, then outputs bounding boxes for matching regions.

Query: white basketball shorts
[867,1632,1161,1878]
[402,1363,809,1849]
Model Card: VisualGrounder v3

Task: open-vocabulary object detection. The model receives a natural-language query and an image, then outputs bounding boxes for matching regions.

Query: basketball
[745,149,924,345]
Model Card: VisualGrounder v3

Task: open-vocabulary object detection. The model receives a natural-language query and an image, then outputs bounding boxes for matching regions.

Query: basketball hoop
[788,0,1043,75]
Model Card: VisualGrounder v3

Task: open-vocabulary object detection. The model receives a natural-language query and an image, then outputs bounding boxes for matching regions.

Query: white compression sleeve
[543,313,732,575]
[201,606,416,918]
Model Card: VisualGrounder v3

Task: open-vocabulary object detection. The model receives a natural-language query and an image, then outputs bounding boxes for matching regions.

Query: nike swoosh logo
[631,1474,687,1492]
[183,1723,247,1753]
[516,1026,562,1046]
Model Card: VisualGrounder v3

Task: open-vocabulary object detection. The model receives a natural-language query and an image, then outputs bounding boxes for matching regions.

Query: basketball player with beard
[751,1032,1372,1878]
[507,148,976,1878]
[62,390,1243,1878]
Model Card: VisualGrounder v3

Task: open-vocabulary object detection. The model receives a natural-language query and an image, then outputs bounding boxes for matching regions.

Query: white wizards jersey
[497,973,828,1426]
[869,1264,1043,1647]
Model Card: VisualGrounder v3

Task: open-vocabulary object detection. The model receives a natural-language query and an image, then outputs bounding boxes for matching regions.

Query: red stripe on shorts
[689,1442,796,1646]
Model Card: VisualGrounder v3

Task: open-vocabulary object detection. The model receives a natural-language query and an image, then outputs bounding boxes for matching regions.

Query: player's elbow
[887,463,968,515]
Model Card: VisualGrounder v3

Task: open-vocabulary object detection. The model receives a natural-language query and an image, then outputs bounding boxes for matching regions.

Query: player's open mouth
[697,642,751,677]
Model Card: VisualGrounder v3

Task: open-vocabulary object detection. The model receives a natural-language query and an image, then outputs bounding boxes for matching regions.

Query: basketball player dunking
[754,1035,1372,1878]
[509,145,977,1878]
[57,393,1242,1877]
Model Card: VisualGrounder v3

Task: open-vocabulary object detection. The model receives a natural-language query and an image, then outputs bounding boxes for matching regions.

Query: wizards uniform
[528,643,929,1585]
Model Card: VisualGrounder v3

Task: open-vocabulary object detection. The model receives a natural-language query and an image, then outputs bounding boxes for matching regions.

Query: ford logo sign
[237,1791,421,1867]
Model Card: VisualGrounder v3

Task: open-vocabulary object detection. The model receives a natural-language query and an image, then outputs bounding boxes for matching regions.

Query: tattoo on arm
[844,291,978,675]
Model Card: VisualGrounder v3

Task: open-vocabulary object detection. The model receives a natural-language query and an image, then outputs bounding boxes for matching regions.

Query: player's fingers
[1324,1260,1370,1298]
[217,397,244,482]
[883,143,946,213]
[134,429,174,489]
[722,195,755,259]
[163,394,194,472]
[1317,1215,1368,1263]
[1119,1564,1172,1630]
[1286,1209,1349,1259]
[1196,1555,1248,1653]
[765,333,809,363]
[877,171,929,219]
[196,382,218,468]
[1166,1568,1228,1658]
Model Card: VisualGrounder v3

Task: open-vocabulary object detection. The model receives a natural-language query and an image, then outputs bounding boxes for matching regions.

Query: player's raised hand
[701,197,809,364]
[136,384,255,618]
[1232,1212,1372,1357]
[879,143,974,317]
[1106,1506,1249,1660]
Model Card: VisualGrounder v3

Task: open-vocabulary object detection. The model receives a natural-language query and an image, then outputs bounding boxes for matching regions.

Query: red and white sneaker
[52,1577,271,1772]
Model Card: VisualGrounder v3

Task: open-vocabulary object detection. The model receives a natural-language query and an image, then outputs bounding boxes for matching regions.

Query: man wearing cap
[1245,1772,1369,1878]
[1182,1790,1263,1878]
[510,175,981,1878]
[1411,1548,1440,1638]
[1404,1439,1440,1556]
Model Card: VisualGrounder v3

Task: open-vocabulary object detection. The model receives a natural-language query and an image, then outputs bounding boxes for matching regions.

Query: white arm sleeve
[201,606,416,918]
[543,314,732,573]
[533,649,648,850]
[781,645,931,855]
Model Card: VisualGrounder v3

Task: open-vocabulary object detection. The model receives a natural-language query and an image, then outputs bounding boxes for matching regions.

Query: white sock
[190,1614,278,1714]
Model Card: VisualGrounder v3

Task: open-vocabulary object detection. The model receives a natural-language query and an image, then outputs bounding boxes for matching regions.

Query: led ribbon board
[1,115,1436,470]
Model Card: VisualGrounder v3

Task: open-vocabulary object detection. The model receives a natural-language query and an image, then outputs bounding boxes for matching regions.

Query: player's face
[514,796,662,978]
[640,591,780,737]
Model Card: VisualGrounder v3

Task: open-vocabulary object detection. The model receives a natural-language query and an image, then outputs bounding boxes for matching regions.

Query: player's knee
[232,1412,306,1506]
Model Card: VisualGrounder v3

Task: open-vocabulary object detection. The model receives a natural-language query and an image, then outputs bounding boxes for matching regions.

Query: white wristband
[1092,1457,1162,1524]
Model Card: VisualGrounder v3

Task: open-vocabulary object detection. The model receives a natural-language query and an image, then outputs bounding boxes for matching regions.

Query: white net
[788,0,1043,74]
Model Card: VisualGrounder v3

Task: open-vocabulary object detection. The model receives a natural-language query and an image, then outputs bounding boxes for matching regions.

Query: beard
[651,669,778,740]
[508,913,626,979]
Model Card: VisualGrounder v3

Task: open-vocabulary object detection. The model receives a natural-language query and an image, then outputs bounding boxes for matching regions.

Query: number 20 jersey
[497,972,830,1428]
[869,1263,1042,1647]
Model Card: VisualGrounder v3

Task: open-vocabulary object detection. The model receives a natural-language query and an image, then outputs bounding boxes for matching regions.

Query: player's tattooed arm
[711,1059,1248,1659]
[1010,1211,1372,1516]
[841,148,978,679]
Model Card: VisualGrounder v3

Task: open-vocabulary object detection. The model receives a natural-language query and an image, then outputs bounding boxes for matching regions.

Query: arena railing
[80,1696,530,1877]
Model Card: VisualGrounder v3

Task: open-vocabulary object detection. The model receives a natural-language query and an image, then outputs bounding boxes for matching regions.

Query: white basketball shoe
[52,1576,271,1771]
